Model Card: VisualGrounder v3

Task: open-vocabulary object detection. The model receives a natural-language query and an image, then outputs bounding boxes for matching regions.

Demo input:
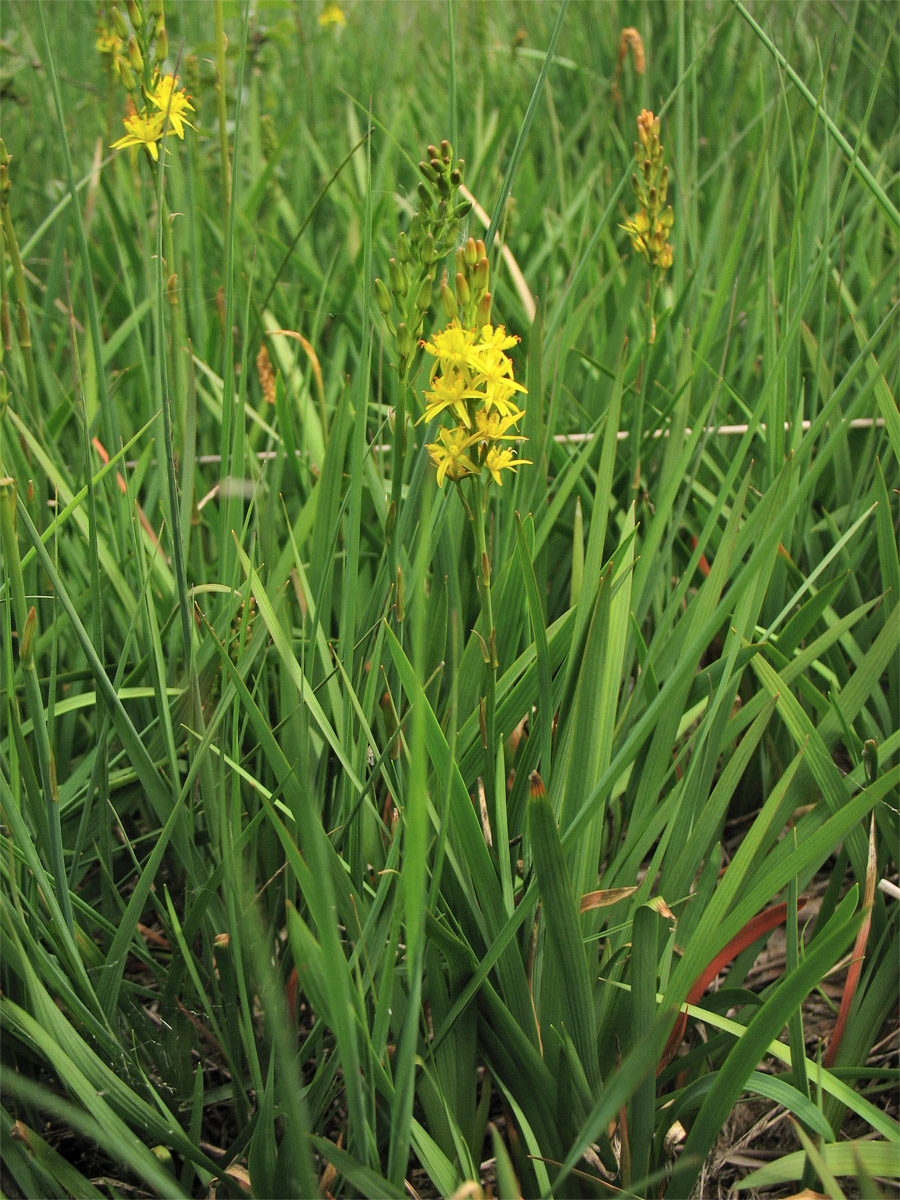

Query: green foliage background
[1,1,898,1197]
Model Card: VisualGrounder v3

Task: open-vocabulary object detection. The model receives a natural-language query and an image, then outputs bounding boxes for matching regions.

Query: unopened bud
[476,291,492,326]
[126,0,143,27]
[417,181,434,211]
[112,6,130,38]
[441,282,457,323]
[117,58,136,89]
[375,277,393,318]
[474,256,489,293]
[396,322,412,359]
[464,236,478,267]
[150,0,164,14]
[388,257,407,296]
[396,231,410,263]
[450,167,462,187]
[421,233,436,265]
[440,138,451,160]
[454,272,470,307]
[127,35,143,73]
[419,159,438,183]
[415,274,433,312]
[155,24,168,62]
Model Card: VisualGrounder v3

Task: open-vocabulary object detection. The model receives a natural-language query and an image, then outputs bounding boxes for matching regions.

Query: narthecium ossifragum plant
[622,108,674,274]
[98,0,196,162]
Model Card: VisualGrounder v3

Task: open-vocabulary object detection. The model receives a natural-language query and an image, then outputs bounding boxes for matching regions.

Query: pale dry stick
[123,417,887,471]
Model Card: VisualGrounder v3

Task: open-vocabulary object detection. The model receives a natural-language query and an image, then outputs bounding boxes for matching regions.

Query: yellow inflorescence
[318,2,347,27]
[420,322,531,488]
[110,73,194,160]
[622,108,674,272]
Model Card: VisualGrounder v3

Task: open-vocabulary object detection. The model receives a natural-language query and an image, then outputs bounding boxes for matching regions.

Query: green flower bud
[421,232,436,265]
[117,57,136,89]
[474,255,489,293]
[440,138,451,160]
[126,0,143,27]
[450,165,463,187]
[417,181,434,211]
[426,143,439,159]
[155,24,168,62]
[476,290,492,326]
[455,247,466,276]
[419,159,438,182]
[388,257,407,296]
[128,35,143,72]
[464,236,478,267]
[452,199,472,219]
[396,321,412,358]
[415,273,433,312]
[397,231,411,264]
[150,0,164,14]
[375,277,393,317]
[112,5,130,38]
[454,271,470,307]
[441,282,457,323]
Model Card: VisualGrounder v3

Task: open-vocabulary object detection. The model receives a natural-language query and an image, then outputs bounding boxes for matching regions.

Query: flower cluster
[419,323,531,487]
[98,0,195,163]
[111,72,195,161]
[622,109,674,272]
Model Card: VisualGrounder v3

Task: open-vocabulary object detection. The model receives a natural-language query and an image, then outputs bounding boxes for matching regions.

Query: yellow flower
[421,322,479,378]
[426,426,479,487]
[421,372,480,428]
[111,109,166,160]
[319,2,347,27]
[96,28,123,58]
[147,73,196,140]
[475,406,525,442]
[484,445,532,487]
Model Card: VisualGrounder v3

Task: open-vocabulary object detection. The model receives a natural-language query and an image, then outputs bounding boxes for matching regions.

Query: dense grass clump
[1,2,897,1197]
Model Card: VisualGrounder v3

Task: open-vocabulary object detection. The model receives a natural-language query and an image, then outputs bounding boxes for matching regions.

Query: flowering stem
[469,474,498,833]
[631,274,659,492]
[388,360,409,574]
